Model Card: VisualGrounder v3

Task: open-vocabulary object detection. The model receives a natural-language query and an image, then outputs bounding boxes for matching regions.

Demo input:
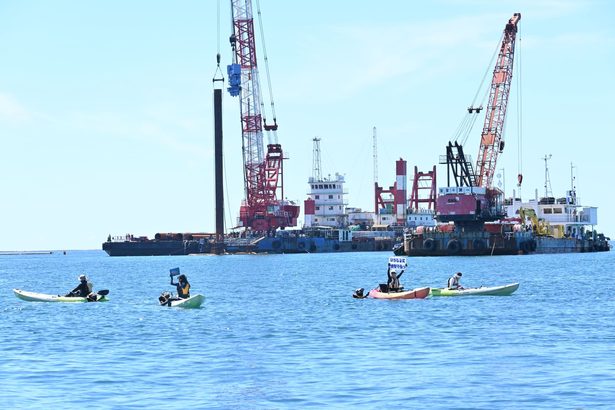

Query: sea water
[1,250,614,409]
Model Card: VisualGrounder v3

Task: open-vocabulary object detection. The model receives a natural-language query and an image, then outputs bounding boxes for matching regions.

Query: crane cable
[516,35,523,193]
[212,0,224,81]
[255,0,278,145]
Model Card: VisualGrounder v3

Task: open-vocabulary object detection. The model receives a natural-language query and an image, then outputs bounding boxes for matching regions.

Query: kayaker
[352,288,368,299]
[65,274,92,297]
[170,274,191,299]
[447,272,464,290]
[158,291,173,306]
[387,268,404,292]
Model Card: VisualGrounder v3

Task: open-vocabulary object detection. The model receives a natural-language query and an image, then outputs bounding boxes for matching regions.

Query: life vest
[178,282,190,298]
[389,275,400,291]
[448,276,459,289]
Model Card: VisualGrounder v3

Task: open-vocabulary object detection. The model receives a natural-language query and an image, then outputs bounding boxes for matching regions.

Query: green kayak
[430,283,519,297]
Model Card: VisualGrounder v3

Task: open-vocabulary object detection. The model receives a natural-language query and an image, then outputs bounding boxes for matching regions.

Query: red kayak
[368,287,430,300]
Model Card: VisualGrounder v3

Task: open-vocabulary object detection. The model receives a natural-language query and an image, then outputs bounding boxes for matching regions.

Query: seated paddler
[65,274,92,297]
[387,268,404,292]
[170,273,191,299]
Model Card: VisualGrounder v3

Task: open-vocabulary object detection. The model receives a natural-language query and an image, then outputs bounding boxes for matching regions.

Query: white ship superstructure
[304,173,348,228]
[506,189,597,239]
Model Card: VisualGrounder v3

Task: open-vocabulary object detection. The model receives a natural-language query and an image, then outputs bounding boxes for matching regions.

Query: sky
[0,0,613,251]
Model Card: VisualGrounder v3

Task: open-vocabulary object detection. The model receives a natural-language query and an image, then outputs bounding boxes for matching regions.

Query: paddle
[170,267,181,277]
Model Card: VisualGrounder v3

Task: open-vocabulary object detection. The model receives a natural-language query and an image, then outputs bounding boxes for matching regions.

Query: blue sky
[0,0,613,251]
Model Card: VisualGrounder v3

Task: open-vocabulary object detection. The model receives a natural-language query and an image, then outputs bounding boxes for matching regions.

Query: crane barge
[397,13,610,256]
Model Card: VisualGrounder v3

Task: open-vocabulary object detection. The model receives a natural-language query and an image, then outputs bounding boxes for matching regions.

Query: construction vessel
[102,11,610,257]
[395,13,610,256]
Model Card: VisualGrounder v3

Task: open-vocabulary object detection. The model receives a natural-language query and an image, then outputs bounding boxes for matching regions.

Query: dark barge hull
[395,231,611,256]
[103,236,396,256]
[102,240,208,257]
[240,236,395,254]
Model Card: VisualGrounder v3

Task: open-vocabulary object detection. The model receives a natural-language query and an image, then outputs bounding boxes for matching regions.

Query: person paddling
[65,274,92,297]
[447,272,464,290]
[352,288,368,299]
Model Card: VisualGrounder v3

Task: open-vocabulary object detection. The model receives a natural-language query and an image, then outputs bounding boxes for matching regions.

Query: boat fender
[333,243,340,251]
[309,244,317,253]
[447,239,462,254]
[529,239,537,252]
[519,241,530,253]
[423,238,436,251]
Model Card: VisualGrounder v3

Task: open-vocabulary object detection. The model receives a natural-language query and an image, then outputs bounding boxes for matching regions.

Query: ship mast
[543,154,553,198]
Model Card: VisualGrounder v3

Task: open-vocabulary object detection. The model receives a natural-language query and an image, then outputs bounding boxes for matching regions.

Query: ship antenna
[543,154,553,198]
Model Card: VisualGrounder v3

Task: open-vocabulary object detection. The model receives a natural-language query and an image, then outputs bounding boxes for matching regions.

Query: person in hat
[66,274,92,297]
[447,272,464,290]
[170,274,191,299]
[387,267,405,292]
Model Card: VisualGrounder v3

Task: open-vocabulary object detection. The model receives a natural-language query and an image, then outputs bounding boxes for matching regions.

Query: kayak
[430,283,519,297]
[13,289,109,303]
[168,294,205,308]
[368,287,431,300]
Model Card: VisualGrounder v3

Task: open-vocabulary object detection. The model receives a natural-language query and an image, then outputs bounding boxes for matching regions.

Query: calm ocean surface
[1,249,614,409]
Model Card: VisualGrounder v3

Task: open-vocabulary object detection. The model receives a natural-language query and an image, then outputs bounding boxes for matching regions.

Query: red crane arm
[475,13,521,188]
[229,0,298,231]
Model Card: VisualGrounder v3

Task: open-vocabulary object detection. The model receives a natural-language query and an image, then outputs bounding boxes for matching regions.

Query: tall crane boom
[475,13,521,188]
[227,0,298,232]
[229,0,265,207]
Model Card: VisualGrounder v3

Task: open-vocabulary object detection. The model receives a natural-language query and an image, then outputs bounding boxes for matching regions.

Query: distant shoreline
[0,251,54,256]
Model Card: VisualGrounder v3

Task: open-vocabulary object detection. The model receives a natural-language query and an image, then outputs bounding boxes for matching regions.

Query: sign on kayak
[388,256,407,270]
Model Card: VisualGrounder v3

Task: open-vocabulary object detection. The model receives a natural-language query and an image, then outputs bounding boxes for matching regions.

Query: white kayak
[13,288,109,302]
[167,294,205,308]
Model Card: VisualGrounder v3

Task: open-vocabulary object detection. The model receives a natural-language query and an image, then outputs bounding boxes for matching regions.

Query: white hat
[79,274,87,281]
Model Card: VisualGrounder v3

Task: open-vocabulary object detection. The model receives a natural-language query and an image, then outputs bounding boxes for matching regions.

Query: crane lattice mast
[475,13,521,188]
[227,0,297,231]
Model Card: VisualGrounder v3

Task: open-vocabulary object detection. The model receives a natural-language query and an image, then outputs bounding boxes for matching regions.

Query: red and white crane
[437,13,521,225]
[475,13,521,188]
[227,0,299,232]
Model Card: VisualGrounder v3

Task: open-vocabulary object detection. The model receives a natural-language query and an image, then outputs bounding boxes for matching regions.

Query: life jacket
[178,281,190,298]
[448,276,459,289]
[389,275,400,291]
